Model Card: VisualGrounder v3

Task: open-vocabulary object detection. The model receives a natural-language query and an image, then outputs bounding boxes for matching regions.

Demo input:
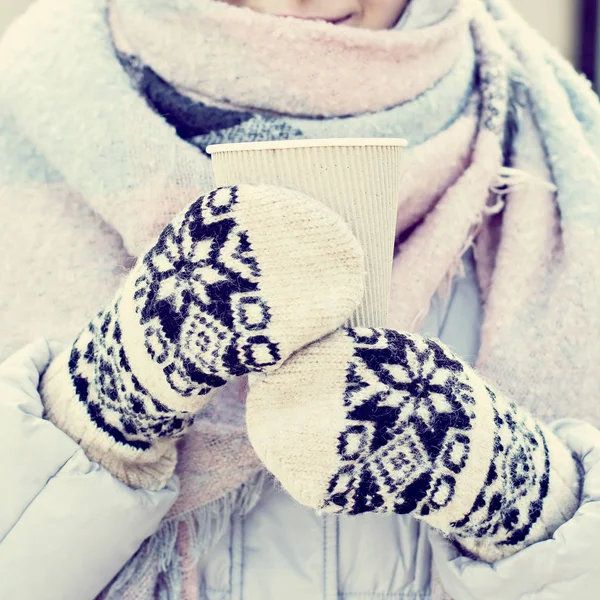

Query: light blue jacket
[2,260,600,600]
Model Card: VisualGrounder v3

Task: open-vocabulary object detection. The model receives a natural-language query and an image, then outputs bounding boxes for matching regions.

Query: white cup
[207,138,406,327]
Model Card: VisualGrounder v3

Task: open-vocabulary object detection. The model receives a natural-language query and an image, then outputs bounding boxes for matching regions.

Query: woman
[1,0,600,598]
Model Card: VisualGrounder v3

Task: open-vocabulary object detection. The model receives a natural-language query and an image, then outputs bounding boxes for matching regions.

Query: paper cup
[207,138,407,328]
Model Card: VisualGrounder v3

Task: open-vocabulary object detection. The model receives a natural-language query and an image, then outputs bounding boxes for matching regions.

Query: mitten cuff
[453,423,581,562]
[41,348,178,490]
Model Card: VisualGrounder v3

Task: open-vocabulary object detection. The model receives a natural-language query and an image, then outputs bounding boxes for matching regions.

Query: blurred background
[0,0,598,88]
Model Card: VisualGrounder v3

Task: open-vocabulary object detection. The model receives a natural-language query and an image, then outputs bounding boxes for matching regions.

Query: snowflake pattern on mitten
[43,184,365,489]
[132,187,282,397]
[66,187,282,449]
[322,329,550,551]
[247,326,575,562]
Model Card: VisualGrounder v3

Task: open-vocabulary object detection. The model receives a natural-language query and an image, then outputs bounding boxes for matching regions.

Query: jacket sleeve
[0,340,178,600]
[430,419,600,600]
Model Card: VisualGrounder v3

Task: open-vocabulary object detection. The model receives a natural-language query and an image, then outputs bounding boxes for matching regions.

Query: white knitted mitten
[41,186,364,489]
[247,328,581,562]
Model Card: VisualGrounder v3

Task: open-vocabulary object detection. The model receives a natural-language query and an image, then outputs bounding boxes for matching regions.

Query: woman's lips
[330,15,353,24]
[278,13,354,24]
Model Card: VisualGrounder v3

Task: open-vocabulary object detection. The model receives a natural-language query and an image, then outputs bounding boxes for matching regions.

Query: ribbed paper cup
[207,138,407,328]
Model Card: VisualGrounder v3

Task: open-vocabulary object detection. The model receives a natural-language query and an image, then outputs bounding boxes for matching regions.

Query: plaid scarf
[101,0,600,597]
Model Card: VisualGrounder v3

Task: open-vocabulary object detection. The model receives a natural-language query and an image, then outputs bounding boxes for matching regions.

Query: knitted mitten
[41,186,364,490]
[247,328,581,562]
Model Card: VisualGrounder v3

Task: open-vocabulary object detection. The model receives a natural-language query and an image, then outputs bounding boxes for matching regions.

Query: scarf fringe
[490,166,557,198]
[103,470,269,600]
[430,161,557,330]
[430,163,557,333]
[178,469,270,565]
[433,65,556,315]
[412,53,528,332]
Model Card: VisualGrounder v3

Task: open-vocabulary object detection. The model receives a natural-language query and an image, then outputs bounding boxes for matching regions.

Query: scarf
[100,0,600,597]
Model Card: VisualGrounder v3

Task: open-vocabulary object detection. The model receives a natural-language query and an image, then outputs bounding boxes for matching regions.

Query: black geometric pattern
[449,389,551,548]
[134,186,281,394]
[67,187,281,449]
[67,300,191,450]
[324,328,475,516]
[323,328,551,549]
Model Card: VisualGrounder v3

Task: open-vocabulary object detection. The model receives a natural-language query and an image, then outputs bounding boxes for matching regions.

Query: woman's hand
[40,185,364,490]
[247,327,581,562]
